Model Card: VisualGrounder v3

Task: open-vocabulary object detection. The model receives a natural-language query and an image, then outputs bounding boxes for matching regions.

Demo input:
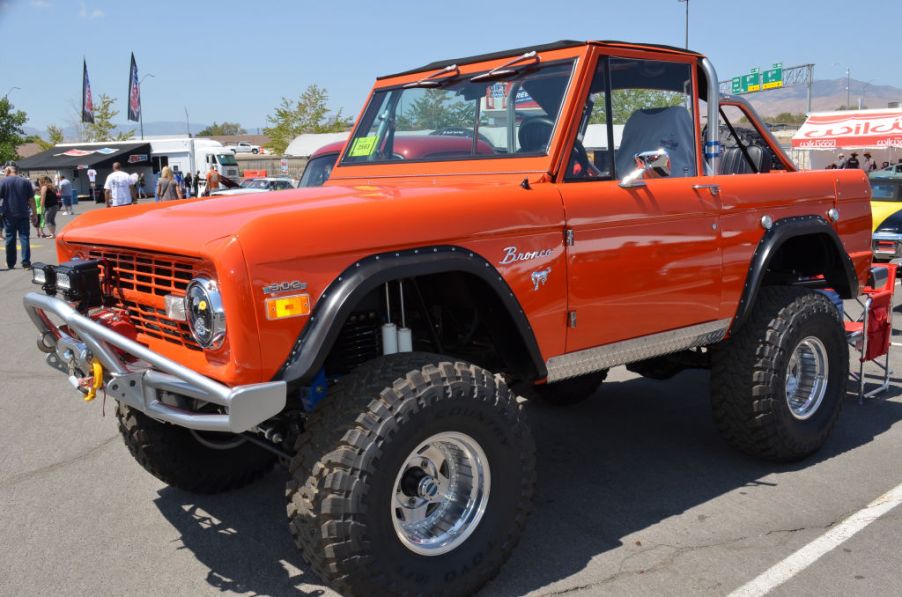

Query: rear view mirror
[619,148,671,188]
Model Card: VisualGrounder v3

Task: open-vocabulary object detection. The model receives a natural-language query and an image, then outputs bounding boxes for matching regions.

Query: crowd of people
[0,162,72,270]
[826,151,894,172]
[0,159,225,270]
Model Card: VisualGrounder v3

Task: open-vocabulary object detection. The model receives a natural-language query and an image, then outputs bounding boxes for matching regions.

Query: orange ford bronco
[25,40,873,596]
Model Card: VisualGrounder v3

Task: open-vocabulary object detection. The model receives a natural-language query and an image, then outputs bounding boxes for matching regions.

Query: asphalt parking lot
[1,203,901,596]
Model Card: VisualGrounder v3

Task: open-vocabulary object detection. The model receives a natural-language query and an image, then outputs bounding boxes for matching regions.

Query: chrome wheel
[785,336,829,420]
[391,431,490,556]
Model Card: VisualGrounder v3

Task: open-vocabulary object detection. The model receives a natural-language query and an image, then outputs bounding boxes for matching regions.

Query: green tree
[197,121,247,136]
[395,90,473,131]
[0,96,29,164]
[769,112,807,126]
[588,89,685,125]
[34,124,65,150]
[264,84,352,155]
[85,93,134,142]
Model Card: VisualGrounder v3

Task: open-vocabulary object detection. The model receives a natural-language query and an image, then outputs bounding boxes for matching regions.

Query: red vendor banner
[792,109,902,149]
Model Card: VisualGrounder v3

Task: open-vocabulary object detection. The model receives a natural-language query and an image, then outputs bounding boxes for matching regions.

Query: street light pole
[3,86,20,99]
[678,0,689,49]
[846,68,851,110]
[138,73,155,140]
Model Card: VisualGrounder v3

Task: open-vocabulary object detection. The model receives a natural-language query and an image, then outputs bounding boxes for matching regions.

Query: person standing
[103,162,136,207]
[39,176,60,238]
[844,152,860,169]
[193,170,200,197]
[833,153,846,169]
[863,152,877,172]
[184,172,193,198]
[205,165,221,196]
[155,166,183,200]
[32,183,45,238]
[0,163,35,269]
[58,174,73,215]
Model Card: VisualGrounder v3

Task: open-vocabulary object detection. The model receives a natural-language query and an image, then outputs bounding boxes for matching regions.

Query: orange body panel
[54,41,873,387]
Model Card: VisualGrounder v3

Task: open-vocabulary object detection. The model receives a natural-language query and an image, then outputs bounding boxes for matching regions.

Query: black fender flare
[274,245,547,384]
[732,215,859,331]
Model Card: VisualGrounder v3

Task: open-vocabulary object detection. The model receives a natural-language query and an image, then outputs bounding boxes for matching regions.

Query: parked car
[226,142,261,154]
[298,134,493,187]
[869,172,902,259]
[25,39,873,597]
[299,141,343,187]
[210,177,294,196]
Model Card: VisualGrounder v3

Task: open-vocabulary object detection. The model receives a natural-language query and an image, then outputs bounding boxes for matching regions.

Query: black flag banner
[81,59,94,123]
[127,52,140,122]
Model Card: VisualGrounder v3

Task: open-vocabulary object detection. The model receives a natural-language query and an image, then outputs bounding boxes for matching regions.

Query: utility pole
[807,64,813,113]
[184,106,191,138]
[678,0,689,48]
[846,68,851,109]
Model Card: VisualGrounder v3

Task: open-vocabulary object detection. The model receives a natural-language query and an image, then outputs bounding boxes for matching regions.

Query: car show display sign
[791,108,902,149]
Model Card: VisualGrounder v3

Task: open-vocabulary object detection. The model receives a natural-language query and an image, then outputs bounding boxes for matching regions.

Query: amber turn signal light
[265,293,311,320]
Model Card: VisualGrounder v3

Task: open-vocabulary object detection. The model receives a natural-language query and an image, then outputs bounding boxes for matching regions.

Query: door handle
[692,184,720,197]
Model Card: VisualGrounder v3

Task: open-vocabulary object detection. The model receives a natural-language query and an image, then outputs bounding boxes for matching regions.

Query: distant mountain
[746,78,902,116]
[23,121,269,143]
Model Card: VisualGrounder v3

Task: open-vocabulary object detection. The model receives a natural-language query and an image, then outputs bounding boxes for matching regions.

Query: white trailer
[149,138,241,181]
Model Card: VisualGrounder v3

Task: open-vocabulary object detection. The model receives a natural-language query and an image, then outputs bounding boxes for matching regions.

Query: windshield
[300,153,338,186]
[870,179,902,201]
[342,60,574,165]
[217,154,238,166]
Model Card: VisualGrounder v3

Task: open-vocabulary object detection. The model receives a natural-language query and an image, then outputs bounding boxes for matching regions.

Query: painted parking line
[727,482,902,597]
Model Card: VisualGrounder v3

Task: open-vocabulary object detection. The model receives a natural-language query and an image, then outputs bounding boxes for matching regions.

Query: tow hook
[36,331,57,354]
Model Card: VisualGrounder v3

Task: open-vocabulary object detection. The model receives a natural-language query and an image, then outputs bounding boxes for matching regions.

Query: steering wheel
[569,140,601,178]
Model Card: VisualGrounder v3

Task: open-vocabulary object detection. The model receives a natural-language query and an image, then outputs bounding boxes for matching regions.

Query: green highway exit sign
[730,64,783,94]
[762,63,783,90]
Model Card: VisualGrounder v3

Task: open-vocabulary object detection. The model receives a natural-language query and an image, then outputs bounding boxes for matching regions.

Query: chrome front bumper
[873,231,902,259]
[23,292,286,433]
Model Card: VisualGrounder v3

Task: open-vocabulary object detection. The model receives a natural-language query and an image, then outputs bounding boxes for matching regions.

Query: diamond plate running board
[545,318,732,382]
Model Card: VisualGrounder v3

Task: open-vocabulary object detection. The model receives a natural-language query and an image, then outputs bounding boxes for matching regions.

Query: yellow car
[870,174,902,260]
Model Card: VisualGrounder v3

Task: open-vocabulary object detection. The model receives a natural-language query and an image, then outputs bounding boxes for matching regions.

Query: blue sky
[0,0,897,131]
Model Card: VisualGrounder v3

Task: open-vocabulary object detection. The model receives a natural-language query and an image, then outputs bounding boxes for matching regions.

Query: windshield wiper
[470,51,540,82]
[403,64,460,88]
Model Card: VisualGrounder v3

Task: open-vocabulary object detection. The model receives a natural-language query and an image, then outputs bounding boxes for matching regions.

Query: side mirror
[619,148,671,188]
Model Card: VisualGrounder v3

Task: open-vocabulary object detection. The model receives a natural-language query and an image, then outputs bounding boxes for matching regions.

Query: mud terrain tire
[117,404,276,494]
[711,287,848,462]
[286,352,535,597]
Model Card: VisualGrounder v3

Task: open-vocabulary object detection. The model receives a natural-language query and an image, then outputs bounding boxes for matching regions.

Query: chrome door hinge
[568,310,577,328]
[565,228,574,246]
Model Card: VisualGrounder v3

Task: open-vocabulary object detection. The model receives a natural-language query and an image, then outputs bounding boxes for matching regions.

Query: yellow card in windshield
[349,135,378,157]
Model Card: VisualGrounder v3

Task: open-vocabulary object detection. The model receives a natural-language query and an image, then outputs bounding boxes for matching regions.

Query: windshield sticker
[349,135,378,157]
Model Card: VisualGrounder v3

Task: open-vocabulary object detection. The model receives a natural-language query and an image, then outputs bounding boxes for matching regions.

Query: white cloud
[78,1,103,19]
[31,0,52,8]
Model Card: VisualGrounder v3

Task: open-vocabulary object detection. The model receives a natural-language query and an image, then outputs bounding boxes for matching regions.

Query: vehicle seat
[518,117,553,152]
[720,145,771,175]
[615,106,696,178]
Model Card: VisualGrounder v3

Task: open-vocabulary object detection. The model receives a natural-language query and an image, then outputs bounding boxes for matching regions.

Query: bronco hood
[58,186,389,256]
[57,176,551,262]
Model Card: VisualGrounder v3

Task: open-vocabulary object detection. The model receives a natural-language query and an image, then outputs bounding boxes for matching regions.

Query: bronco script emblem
[500,246,553,265]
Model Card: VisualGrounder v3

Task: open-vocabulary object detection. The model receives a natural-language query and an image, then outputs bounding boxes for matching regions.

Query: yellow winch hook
[84,360,104,402]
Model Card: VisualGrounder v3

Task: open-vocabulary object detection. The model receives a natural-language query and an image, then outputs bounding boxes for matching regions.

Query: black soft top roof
[378,40,702,80]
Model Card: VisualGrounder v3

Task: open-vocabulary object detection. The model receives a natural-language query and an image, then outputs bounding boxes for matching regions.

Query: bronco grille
[81,245,203,351]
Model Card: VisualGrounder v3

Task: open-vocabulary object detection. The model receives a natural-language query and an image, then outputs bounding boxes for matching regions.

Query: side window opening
[566,56,697,181]
[716,104,787,175]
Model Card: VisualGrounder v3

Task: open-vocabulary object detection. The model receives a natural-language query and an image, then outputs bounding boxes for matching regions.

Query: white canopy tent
[791,108,902,169]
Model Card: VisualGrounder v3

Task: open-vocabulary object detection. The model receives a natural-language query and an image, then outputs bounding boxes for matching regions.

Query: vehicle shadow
[481,369,902,596]
[152,471,323,596]
[151,368,902,597]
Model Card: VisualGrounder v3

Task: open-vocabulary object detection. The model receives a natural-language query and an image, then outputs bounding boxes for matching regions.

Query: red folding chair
[845,264,897,402]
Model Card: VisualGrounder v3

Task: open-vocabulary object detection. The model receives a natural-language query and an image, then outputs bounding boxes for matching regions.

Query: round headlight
[184,278,226,349]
